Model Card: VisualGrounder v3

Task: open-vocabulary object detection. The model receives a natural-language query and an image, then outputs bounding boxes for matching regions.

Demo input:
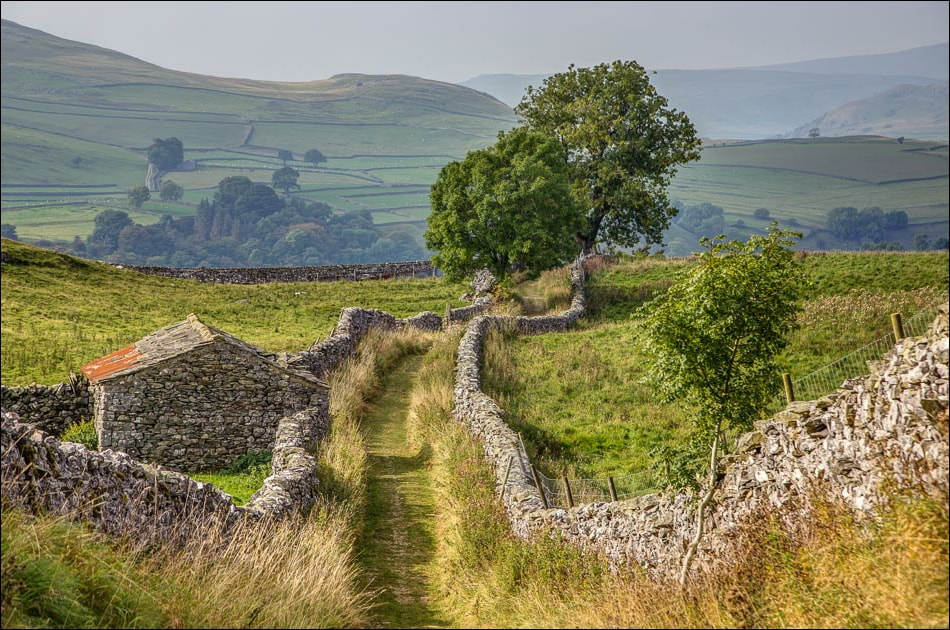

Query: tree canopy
[425,127,582,281]
[271,167,301,194]
[277,149,294,165]
[127,185,151,209]
[147,137,184,171]
[304,149,327,167]
[516,60,701,253]
[159,180,183,202]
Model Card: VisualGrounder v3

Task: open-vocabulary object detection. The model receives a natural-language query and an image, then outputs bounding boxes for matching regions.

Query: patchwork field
[3,17,946,255]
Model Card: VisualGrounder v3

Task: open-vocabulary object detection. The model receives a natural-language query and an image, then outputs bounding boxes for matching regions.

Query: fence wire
[512,434,659,509]
[510,300,945,509]
[766,300,945,415]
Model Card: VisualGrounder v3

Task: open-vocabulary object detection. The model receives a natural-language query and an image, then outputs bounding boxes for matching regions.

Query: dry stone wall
[0,376,91,437]
[2,414,246,546]
[1,405,327,543]
[453,258,949,579]
[119,260,437,284]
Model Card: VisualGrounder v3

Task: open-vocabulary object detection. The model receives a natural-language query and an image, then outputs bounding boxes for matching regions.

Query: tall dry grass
[1,504,372,628]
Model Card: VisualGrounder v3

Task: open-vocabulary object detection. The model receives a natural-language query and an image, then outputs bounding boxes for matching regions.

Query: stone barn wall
[95,342,327,471]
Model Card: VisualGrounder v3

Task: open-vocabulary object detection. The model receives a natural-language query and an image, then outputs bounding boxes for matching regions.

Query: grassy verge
[0,238,465,385]
[0,505,371,628]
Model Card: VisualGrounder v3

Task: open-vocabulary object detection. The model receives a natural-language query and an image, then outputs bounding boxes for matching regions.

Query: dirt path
[360,353,447,628]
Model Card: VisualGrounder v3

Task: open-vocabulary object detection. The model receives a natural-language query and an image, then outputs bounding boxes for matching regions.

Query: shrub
[222,450,272,474]
[61,418,97,450]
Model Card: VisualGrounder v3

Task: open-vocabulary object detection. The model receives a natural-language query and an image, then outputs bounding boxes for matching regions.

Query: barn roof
[80,313,328,388]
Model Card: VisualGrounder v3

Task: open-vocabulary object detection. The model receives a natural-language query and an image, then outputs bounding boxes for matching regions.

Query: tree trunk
[679,429,720,586]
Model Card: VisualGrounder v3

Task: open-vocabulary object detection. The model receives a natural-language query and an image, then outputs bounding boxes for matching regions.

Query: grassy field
[0,20,517,243]
[0,239,466,385]
[490,252,949,488]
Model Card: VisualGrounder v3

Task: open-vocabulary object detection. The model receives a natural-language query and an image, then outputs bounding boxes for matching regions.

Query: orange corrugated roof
[79,313,328,388]
[81,344,142,383]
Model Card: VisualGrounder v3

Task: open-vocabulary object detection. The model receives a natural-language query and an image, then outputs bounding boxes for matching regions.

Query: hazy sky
[2,1,948,83]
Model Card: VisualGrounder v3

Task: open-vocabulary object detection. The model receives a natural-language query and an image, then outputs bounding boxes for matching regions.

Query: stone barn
[81,314,328,471]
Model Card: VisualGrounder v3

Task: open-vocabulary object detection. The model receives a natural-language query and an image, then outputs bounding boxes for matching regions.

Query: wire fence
[766,299,946,414]
[510,433,659,509]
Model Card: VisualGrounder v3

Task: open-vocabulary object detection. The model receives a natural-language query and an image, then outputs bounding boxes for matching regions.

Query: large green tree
[147,137,184,171]
[159,179,184,202]
[425,128,582,281]
[127,185,151,209]
[271,167,301,194]
[87,209,133,254]
[517,61,701,253]
[640,225,805,583]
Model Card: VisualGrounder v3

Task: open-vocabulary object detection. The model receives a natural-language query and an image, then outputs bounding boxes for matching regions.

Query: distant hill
[1,19,518,256]
[753,43,948,80]
[789,81,949,140]
[459,43,947,139]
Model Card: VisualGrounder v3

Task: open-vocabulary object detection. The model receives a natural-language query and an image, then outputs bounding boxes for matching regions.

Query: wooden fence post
[782,372,795,404]
[891,312,905,342]
[532,465,550,509]
[444,302,452,325]
[607,476,618,502]
[563,476,574,508]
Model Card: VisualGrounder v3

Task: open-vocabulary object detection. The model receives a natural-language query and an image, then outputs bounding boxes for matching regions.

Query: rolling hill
[1,20,947,261]
[459,43,949,139]
[0,18,517,249]
[753,42,948,79]
[789,81,949,140]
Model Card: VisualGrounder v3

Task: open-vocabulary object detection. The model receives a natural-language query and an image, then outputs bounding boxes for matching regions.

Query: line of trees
[71,175,423,266]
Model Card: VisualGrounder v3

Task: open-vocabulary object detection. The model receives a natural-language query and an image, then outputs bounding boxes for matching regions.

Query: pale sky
[2,1,948,83]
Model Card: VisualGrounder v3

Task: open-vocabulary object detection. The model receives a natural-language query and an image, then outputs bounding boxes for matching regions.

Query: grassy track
[359,352,448,628]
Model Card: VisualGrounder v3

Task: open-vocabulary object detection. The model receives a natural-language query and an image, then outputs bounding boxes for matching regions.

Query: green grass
[249,121,490,157]
[2,203,161,240]
[697,137,948,184]
[416,330,950,628]
[0,506,371,628]
[1,106,248,149]
[0,510,182,628]
[1,123,146,186]
[0,239,466,385]
[485,252,949,486]
[189,467,270,506]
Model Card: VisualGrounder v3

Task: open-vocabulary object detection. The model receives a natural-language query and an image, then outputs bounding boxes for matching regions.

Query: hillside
[754,42,948,79]
[0,238,465,385]
[459,43,948,138]
[3,245,948,628]
[460,68,937,138]
[789,81,949,140]
[0,19,517,256]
